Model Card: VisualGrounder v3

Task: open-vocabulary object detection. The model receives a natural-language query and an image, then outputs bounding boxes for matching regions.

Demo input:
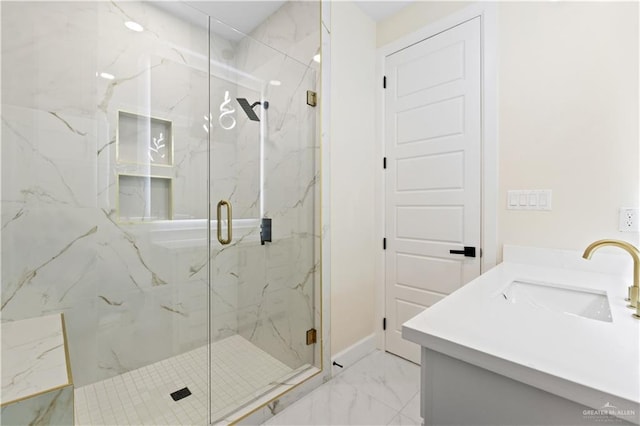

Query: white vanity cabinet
[403,246,640,426]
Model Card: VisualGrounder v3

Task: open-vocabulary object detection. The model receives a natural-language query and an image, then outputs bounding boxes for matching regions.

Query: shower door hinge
[260,218,272,245]
[383,317,387,330]
[306,90,317,107]
[383,157,387,169]
[383,76,387,89]
[383,238,386,250]
[306,328,317,345]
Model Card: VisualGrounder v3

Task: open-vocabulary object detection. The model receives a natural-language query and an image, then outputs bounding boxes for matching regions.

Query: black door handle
[449,246,476,257]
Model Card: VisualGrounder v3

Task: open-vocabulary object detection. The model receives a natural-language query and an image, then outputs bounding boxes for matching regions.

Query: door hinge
[306,90,317,107]
[383,76,387,89]
[383,317,387,330]
[383,157,387,169]
[260,217,272,245]
[383,238,386,250]
[306,328,317,345]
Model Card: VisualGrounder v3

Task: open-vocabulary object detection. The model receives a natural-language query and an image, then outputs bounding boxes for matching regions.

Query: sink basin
[501,279,612,322]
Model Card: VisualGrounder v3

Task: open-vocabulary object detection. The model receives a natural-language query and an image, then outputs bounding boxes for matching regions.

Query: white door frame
[374,3,498,352]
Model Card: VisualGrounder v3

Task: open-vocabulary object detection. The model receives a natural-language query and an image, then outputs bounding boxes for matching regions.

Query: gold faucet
[582,239,640,319]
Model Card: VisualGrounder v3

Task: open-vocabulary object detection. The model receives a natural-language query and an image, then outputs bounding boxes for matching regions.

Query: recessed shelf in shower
[117,174,173,222]
[117,110,173,166]
[115,111,174,223]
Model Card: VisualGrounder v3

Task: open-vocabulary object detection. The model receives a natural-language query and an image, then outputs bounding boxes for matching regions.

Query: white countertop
[402,247,640,415]
[1,313,72,404]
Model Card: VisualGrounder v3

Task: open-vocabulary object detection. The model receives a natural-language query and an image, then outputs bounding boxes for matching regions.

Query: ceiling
[154,1,414,42]
[186,1,286,40]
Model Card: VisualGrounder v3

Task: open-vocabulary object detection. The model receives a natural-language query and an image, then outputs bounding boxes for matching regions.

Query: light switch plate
[507,190,552,211]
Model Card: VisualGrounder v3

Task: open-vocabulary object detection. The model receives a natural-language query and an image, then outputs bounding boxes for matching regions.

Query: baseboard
[330,333,376,377]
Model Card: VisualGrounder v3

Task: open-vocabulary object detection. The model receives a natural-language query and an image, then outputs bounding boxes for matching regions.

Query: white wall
[330,1,377,356]
[378,1,639,260]
[377,1,471,47]
[329,0,638,357]
[497,1,639,254]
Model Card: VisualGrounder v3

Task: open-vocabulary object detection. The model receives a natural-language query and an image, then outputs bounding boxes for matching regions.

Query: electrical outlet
[619,208,640,232]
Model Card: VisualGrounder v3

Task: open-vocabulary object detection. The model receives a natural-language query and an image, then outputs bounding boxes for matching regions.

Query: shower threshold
[74,335,316,425]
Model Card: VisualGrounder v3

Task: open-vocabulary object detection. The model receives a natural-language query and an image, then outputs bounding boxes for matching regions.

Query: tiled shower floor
[74,335,294,425]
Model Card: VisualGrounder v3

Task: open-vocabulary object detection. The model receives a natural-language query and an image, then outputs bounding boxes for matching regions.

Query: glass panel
[208,1,321,421]
[1,1,210,424]
[2,1,320,423]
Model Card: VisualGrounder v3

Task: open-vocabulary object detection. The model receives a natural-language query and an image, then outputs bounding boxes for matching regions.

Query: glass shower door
[84,3,213,424]
[1,2,212,425]
[208,8,320,422]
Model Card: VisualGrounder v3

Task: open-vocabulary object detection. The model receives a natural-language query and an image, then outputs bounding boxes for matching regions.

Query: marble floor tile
[387,413,422,426]
[333,350,420,411]
[263,380,398,426]
[73,346,419,426]
[264,350,423,426]
[399,391,421,423]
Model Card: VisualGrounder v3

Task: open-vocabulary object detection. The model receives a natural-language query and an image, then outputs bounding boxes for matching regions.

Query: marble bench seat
[1,313,74,425]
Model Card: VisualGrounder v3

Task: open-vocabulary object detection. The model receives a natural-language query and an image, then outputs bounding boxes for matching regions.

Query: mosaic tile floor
[75,335,293,425]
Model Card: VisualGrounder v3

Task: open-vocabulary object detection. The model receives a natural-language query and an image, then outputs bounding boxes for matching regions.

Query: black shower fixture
[237,98,269,122]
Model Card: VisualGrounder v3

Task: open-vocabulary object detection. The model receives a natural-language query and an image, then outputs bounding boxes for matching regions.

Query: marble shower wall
[228,1,321,370]
[1,1,228,387]
[1,0,320,388]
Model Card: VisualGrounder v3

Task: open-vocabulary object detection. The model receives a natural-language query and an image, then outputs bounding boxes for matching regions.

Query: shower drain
[170,387,192,401]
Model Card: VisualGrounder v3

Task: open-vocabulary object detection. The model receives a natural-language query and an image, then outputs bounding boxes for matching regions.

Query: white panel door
[384,18,482,363]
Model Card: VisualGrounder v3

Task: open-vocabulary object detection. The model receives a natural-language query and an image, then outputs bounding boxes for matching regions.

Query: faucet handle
[629,286,640,319]
[627,286,639,309]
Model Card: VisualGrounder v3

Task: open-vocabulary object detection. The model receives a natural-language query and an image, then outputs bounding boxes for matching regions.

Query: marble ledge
[1,313,73,405]
[230,365,321,425]
[1,386,74,426]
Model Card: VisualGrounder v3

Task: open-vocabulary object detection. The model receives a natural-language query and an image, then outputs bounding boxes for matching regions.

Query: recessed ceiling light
[313,54,321,63]
[125,21,144,32]
[99,72,115,80]
[269,80,281,86]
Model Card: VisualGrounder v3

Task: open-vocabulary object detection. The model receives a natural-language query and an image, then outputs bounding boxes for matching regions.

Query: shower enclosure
[1,1,321,424]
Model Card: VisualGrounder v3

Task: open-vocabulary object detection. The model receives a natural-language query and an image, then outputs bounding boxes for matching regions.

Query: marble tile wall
[239,2,331,422]
[230,1,321,370]
[1,1,216,387]
[1,386,75,426]
[1,0,321,391]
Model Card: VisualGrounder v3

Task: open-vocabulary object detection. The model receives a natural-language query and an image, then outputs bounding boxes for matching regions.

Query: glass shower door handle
[216,200,232,245]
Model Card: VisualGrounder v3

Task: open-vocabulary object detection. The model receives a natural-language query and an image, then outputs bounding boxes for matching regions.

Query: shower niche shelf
[118,174,173,222]
[115,110,175,223]
[117,111,173,166]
